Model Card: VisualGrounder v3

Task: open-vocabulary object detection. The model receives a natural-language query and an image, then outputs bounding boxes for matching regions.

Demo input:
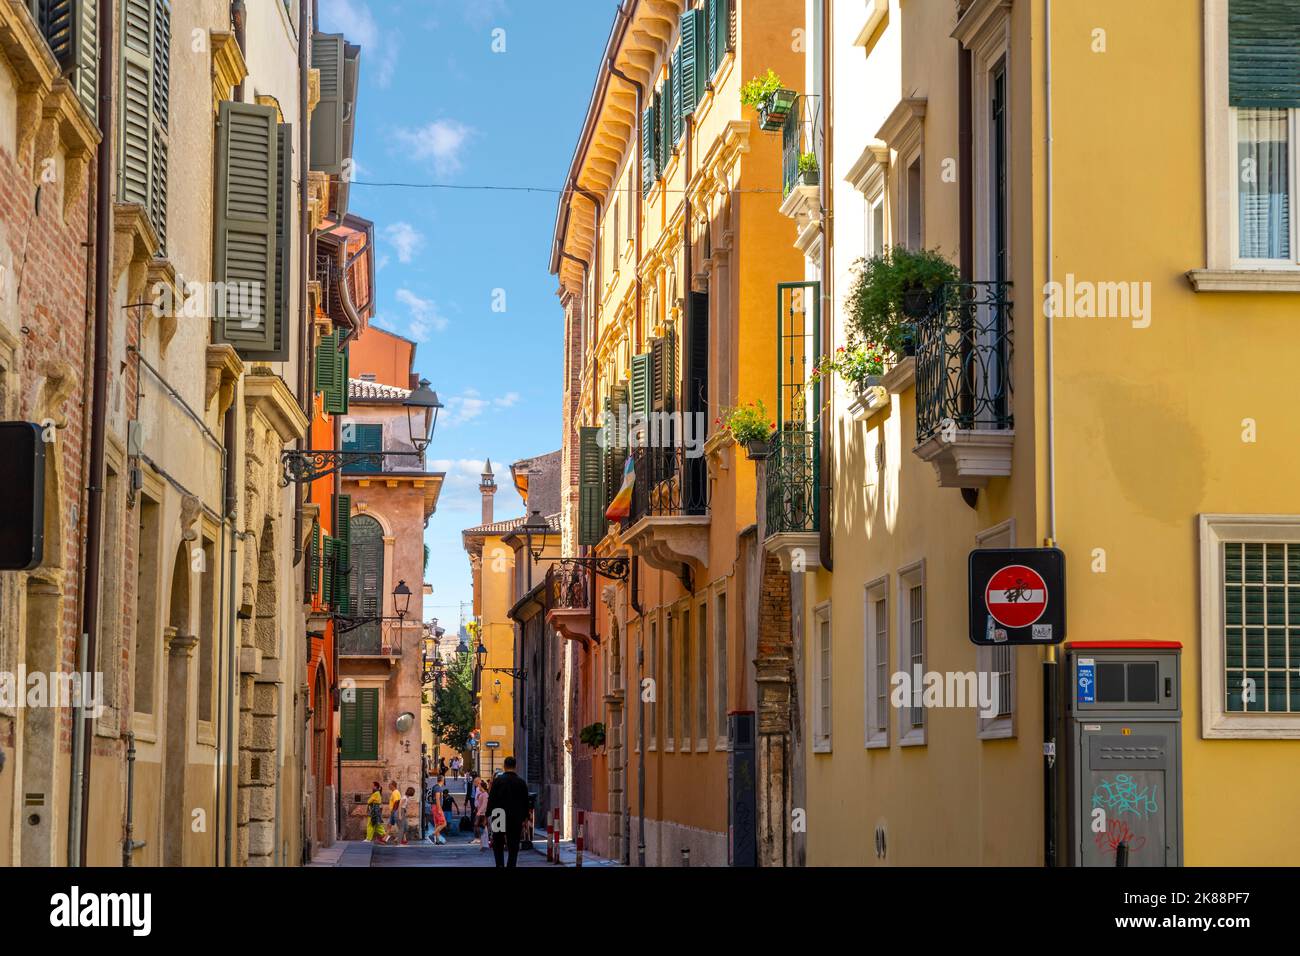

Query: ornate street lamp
[280,379,445,484]
[334,579,419,634]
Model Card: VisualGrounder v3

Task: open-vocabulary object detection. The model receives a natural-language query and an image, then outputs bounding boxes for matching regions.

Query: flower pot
[856,374,883,390]
[901,285,940,319]
[799,168,820,186]
[759,88,797,131]
[744,438,771,460]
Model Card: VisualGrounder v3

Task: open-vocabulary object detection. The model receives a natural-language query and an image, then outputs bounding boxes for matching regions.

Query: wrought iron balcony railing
[914,281,1013,444]
[624,444,710,526]
[545,560,592,613]
[338,626,401,658]
[766,427,819,535]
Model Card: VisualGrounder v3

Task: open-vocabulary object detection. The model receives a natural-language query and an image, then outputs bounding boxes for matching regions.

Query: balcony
[544,561,593,643]
[338,624,402,661]
[777,95,824,258]
[622,445,710,581]
[912,282,1014,488]
[763,427,822,572]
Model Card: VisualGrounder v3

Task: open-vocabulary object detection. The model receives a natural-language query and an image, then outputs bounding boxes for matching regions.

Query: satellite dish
[395,712,415,734]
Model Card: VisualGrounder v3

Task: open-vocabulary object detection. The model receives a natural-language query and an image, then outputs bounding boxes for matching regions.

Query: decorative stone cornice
[206,343,244,414]
[255,94,284,122]
[308,171,329,232]
[210,31,248,111]
[307,67,321,114]
[845,140,891,193]
[876,97,927,154]
[952,0,1013,48]
[38,80,99,219]
[148,257,181,354]
[112,203,162,301]
[243,370,309,444]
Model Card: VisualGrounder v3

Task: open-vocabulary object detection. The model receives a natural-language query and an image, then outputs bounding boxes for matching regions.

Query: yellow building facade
[788,0,1300,866]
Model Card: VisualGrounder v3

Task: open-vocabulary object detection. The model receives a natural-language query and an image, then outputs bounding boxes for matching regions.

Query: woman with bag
[473,776,490,851]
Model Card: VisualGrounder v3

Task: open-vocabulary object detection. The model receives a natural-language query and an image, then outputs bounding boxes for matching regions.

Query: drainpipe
[121,733,143,865]
[76,0,115,866]
[223,403,243,866]
[1043,0,1059,870]
[231,1,247,100]
[294,0,313,570]
[958,37,978,512]
[817,0,834,572]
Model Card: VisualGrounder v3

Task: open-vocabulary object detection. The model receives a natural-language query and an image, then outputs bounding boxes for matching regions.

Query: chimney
[479,459,497,526]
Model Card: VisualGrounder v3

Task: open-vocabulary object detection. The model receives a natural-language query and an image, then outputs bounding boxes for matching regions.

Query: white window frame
[813,601,833,753]
[966,2,1012,286]
[678,601,691,752]
[975,519,1017,739]
[1199,514,1300,738]
[696,594,709,749]
[863,574,890,749]
[897,559,926,747]
[713,583,730,751]
[649,615,658,751]
[663,608,675,751]
[1198,0,1300,288]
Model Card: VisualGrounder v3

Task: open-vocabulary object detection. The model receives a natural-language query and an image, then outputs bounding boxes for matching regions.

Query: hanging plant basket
[744,438,772,460]
[901,285,942,320]
[758,88,797,131]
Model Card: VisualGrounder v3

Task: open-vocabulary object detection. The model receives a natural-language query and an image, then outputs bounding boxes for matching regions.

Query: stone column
[163,629,198,866]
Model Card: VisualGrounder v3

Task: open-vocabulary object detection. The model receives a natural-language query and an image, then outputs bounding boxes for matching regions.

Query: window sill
[1202,714,1300,739]
[898,730,926,748]
[1186,269,1300,293]
[812,741,832,754]
[882,357,916,393]
[864,736,889,750]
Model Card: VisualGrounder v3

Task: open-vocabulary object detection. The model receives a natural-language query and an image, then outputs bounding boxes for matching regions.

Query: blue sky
[316,0,615,629]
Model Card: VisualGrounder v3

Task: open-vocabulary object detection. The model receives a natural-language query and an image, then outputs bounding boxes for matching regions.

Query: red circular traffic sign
[985,565,1048,629]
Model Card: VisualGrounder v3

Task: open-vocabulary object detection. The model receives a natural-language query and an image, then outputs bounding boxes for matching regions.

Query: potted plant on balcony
[741,69,797,132]
[845,247,960,357]
[579,722,606,750]
[810,339,889,393]
[719,400,775,459]
[798,151,820,186]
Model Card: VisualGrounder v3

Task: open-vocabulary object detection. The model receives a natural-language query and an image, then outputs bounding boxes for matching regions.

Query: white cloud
[395,288,449,339]
[375,253,391,272]
[494,392,520,408]
[319,0,399,87]
[394,120,473,177]
[384,222,425,264]
[435,389,522,428]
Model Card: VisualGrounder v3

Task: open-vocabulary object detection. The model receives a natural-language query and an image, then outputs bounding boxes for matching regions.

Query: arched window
[343,515,384,655]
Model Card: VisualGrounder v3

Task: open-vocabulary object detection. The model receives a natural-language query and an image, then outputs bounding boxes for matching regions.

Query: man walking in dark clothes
[485,756,531,867]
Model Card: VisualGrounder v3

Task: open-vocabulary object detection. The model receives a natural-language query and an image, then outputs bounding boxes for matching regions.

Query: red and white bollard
[575,810,585,868]
[546,811,554,862]
[552,808,562,864]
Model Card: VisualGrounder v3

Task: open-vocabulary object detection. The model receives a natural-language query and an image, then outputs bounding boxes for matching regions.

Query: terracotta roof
[461,512,561,538]
[348,378,410,400]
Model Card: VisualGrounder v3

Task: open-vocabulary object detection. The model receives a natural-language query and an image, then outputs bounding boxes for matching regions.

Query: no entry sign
[968,548,1066,646]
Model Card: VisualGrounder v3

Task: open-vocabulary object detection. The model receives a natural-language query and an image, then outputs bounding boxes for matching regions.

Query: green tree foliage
[431,650,476,754]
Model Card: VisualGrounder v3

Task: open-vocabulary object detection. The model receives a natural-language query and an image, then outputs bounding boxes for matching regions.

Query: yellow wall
[475,534,516,768]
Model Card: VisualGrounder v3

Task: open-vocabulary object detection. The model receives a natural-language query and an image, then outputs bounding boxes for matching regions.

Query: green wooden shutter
[631,352,652,416]
[334,494,352,615]
[578,425,607,546]
[653,84,666,179]
[343,422,382,473]
[641,104,654,196]
[308,521,320,595]
[1229,0,1300,107]
[350,516,383,621]
[38,0,98,121]
[311,33,346,174]
[651,332,677,413]
[659,80,672,171]
[671,45,683,147]
[340,687,378,760]
[212,100,278,356]
[149,0,169,248]
[118,0,168,246]
[680,9,700,117]
[321,536,335,604]
[265,122,293,362]
[315,331,338,397]
[324,340,350,415]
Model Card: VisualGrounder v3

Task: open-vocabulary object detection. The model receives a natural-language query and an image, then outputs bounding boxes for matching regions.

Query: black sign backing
[968,547,1066,646]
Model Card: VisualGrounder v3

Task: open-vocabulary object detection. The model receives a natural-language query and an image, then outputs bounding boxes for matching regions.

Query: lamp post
[279,380,445,484]
[520,509,551,591]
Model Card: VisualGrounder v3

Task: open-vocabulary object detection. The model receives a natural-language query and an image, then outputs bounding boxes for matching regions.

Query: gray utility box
[728,711,756,867]
[1066,642,1183,866]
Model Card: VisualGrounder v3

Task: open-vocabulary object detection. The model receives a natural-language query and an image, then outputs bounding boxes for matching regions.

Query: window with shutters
[340,686,379,760]
[578,426,606,546]
[32,0,99,121]
[680,8,704,118]
[333,494,352,614]
[679,605,691,751]
[308,521,321,596]
[212,101,285,359]
[311,33,347,175]
[119,0,170,249]
[897,561,926,747]
[705,0,733,81]
[1200,1,1300,280]
[343,515,384,656]
[713,589,728,749]
[1199,515,1300,738]
[864,578,889,749]
[813,603,832,752]
[343,422,382,474]
[664,609,675,750]
[315,331,350,414]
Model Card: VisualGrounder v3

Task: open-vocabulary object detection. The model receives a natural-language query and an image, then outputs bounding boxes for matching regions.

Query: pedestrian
[441,779,459,821]
[365,781,385,844]
[387,780,402,843]
[429,790,448,845]
[438,756,447,779]
[399,786,417,845]
[473,776,490,851]
[486,756,531,868]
